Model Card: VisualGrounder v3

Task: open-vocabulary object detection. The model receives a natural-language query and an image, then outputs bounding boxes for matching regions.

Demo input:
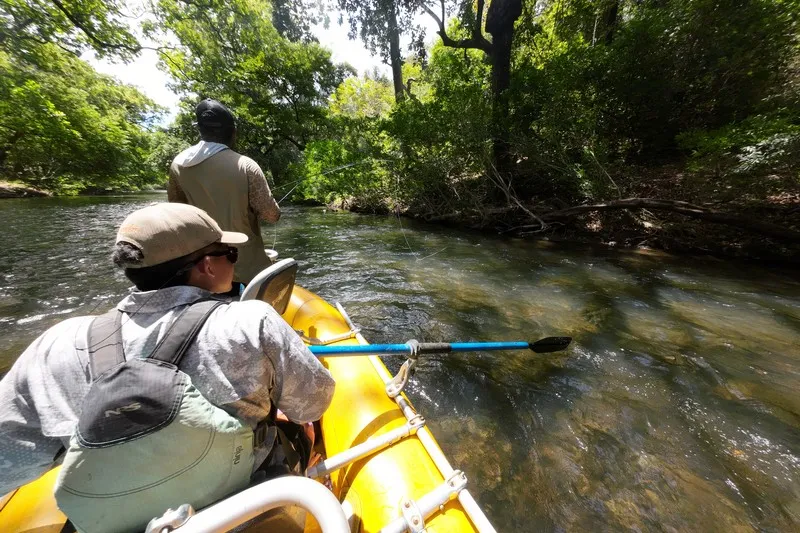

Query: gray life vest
[54,300,256,533]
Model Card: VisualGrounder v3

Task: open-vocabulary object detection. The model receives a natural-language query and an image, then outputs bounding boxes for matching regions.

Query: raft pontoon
[0,259,496,533]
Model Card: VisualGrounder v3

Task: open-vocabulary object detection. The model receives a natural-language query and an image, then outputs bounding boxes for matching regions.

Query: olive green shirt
[168,146,280,284]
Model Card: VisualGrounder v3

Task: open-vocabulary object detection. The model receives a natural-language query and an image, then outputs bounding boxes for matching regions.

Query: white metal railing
[146,477,349,533]
[379,471,468,533]
[307,415,425,479]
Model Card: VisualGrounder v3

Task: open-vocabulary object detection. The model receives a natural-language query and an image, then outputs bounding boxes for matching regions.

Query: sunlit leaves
[0,0,140,62]
[147,0,351,179]
[330,76,394,119]
[0,45,164,192]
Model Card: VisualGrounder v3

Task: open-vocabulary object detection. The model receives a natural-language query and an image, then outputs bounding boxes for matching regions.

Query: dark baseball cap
[195,98,235,129]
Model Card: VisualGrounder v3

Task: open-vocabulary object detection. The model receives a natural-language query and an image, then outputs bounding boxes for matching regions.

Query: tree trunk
[387,5,404,102]
[485,0,522,180]
[0,131,24,167]
[488,29,514,177]
[600,0,619,45]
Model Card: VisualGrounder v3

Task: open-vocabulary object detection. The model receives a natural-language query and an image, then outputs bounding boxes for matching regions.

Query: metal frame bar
[307,415,425,479]
[156,477,349,533]
[379,471,468,533]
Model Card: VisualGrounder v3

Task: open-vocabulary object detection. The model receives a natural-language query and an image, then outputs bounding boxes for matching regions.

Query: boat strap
[88,299,224,378]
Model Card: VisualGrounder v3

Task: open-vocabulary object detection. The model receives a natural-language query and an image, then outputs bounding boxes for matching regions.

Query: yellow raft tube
[0,286,492,532]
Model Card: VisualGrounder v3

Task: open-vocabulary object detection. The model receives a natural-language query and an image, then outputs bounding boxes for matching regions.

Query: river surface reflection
[1,194,798,531]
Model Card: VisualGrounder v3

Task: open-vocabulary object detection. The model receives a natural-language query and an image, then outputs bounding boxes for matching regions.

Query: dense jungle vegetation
[1,0,798,258]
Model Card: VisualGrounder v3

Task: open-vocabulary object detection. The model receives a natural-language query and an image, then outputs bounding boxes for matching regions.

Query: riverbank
[0,181,166,198]
[516,165,800,264]
[0,181,49,198]
[338,164,800,265]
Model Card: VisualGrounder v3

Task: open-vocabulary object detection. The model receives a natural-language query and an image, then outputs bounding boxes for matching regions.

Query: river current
[1,194,798,531]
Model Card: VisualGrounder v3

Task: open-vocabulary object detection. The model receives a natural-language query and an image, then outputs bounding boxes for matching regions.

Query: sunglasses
[205,247,238,264]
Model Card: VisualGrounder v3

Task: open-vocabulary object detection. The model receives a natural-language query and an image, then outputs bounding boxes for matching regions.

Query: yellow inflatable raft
[0,284,494,533]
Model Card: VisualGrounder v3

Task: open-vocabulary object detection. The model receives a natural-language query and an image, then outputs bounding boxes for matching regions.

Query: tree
[271,0,327,43]
[147,0,352,180]
[0,0,141,62]
[0,45,163,192]
[329,74,394,119]
[337,0,413,102]
[420,0,523,173]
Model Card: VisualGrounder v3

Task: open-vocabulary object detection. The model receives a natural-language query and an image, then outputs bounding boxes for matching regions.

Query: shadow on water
[1,199,799,531]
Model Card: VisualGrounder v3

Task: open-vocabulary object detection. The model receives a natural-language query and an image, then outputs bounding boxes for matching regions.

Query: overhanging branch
[49,0,141,54]
[421,1,492,53]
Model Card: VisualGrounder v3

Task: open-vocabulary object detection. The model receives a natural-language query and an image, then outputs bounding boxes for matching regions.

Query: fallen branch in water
[524,198,800,242]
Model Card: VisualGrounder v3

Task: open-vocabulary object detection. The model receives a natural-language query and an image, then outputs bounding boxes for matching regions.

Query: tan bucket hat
[116,203,248,268]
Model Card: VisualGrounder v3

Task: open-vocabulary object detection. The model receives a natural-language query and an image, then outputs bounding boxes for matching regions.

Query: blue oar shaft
[309,341,531,357]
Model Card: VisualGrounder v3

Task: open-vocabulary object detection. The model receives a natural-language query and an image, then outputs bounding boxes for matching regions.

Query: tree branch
[540,198,800,241]
[421,3,443,31]
[49,0,141,54]
[421,1,492,53]
[475,0,486,42]
[278,132,306,151]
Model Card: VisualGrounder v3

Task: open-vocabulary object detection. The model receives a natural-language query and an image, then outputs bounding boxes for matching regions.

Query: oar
[308,336,572,357]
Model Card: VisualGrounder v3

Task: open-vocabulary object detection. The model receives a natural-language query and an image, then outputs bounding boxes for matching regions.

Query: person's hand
[276,409,315,445]
[304,421,315,446]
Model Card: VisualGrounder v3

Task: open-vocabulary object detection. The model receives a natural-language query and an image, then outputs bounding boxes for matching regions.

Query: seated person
[0,202,335,532]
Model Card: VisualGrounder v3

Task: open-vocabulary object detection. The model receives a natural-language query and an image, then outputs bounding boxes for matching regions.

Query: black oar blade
[529,336,572,353]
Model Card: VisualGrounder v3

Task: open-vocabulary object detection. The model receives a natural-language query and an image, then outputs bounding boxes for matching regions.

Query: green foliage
[0,45,166,193]
[595,0,799,155]
[148,0,352,183]
[313,0,799,214]
[336,0,415,97]
[382,41,493,208]
[292,135,391,208]
[2,0,797,209]
[0,0,183,194]
[329,75,394,119]
[501,0,800,201]
[0,0,140,62]
[678,113,800,179]
[289,73,394,208]
[144,130,191,184]
[295,35,495,214]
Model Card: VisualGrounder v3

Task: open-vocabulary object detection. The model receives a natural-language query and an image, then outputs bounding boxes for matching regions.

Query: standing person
[169,98,281,287]
[0,202,334,532]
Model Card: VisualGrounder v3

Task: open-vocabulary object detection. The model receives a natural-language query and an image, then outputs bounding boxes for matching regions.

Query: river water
[1,194,799,531]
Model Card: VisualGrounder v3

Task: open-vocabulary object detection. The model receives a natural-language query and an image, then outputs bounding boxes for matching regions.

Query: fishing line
[271,160,382,193]
[278,183,300,205]
[269,159,387,249]
[390,169,448,262]
[267,156,447,262]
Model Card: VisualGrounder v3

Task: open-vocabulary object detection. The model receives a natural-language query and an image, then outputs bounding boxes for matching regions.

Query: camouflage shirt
[0,286,335,495]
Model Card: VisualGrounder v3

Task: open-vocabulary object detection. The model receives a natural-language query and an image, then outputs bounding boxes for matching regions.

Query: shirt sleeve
[248,165,281,223]
[259,309,335,424]
[0,352,64,495]
[167,166,188,203]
